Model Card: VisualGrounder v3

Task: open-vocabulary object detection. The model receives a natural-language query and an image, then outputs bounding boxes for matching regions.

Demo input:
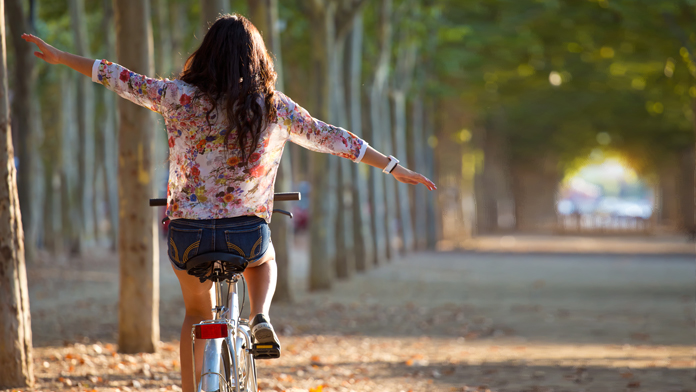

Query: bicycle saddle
[185,252,248,283]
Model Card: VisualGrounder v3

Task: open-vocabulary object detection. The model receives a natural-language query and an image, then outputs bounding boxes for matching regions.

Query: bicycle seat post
[212,262,226,319]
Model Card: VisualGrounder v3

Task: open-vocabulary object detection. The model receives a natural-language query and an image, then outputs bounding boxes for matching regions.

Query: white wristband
[382,155,399,174]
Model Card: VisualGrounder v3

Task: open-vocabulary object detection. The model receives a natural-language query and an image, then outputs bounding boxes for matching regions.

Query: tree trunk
[658,160,682,230]
[305,0,367,289]
[307,1,337,291]
[683,146,696,233]
[347,14,374,271]
[376,0,398,260]
[59,70,82,254]
[368,0,394,265]
[0,0,33,384]
[424,100,438,249]
[473,123,514,234]
[248,0,295,303]
[102,0,119,248]
[392,90,414,252]
[201,0,230,30]
[28,100,44,249]
[68,0,96,250]
[271,151,294,302]
[5,0,37,261]
[390,23,416,252]
[114,0,160,353]
[511,157,560,232]
[410,91,427,249]
[332,35,356,280]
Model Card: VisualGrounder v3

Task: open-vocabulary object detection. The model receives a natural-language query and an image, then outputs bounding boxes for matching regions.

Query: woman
[23,13,435,390]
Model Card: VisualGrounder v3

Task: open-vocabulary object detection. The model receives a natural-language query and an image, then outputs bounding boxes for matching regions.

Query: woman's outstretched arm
[22,34,92,77]
[277,91,437,191]
[360,145,437,191]
[24,33,172,113]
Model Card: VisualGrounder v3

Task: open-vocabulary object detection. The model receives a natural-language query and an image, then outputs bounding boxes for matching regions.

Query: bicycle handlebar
[149,192,301,207]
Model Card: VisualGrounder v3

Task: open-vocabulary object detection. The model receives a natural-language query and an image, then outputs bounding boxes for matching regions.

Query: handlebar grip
[149,192,300,207]
[273,192,301,201]
[150,199,167,206]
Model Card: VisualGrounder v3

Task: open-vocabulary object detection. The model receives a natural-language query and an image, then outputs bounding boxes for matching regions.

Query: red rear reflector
[194,323,228,339]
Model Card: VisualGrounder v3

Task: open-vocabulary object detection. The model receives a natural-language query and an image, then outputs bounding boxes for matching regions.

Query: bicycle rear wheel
[199,338,232,392]
[237,328,258,392]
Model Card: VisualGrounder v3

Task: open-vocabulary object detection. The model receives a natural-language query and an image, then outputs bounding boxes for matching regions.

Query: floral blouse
[92,59,367,222]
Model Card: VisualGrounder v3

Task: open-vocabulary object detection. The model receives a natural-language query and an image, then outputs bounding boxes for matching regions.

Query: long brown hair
[180,14,277,163]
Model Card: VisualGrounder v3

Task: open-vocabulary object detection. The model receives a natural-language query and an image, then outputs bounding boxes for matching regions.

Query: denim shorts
[167,216,271,271]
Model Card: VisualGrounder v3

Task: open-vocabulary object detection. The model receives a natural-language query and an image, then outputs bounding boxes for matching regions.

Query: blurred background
[7,0,696,261]
[4,0,695,391]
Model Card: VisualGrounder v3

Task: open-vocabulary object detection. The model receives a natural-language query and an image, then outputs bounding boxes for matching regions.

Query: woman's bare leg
[172,266,214,392]
[243,242,277,318]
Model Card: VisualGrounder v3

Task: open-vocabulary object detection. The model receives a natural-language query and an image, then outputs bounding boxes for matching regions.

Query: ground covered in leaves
[22,236,696,391]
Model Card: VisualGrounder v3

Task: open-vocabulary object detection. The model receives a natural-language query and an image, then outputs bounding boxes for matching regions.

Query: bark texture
[368,0,393,264]
[102,0,119,247]
[0,0,34,385]
[347,14,375,271]
[70,0,97,249]
[306,0,367,289]
[332,35,355,280]
[60,70,81,254]
[410,92,427,249]
[5,0,37,261]
[424,101,438,248]
[307,1,337,291]
[114,0,160,353]
[390,37,417,253]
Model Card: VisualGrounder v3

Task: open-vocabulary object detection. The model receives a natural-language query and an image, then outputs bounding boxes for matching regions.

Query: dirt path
[25,236,696,391]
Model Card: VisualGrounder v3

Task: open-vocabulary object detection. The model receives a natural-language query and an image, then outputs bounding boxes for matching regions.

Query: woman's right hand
[392,165,437,191]
[22,34,63,64]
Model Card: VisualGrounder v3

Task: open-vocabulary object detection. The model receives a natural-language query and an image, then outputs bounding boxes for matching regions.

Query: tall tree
[347,14,375,271]
[5,0,38,261]
[306,0,337,290]
[390,13,416,252]
[247,0,296,303]
[305,0,367,290]
[101,0,119,248]
[332,1,358,279]
[0,0,33,385]
[114,0,160,353]
[59,69,82,254]
[369,0,396,262]
[69,0,96,249]
[409,75,427,249]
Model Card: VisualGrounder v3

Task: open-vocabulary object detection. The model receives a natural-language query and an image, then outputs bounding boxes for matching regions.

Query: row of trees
[434,0,696,235]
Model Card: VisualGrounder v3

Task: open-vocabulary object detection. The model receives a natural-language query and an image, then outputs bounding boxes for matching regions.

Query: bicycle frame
[192,266,254,392]
[149,192,298,392]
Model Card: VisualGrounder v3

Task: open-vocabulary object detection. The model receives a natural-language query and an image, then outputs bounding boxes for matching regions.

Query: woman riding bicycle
[23,13,435,392]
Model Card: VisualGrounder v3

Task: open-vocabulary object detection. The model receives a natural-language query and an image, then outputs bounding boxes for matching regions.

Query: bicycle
[150,192,300,392]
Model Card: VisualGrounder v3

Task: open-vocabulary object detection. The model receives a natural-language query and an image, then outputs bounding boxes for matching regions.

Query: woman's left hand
[22,34,63,64]
[392,165,437,191]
